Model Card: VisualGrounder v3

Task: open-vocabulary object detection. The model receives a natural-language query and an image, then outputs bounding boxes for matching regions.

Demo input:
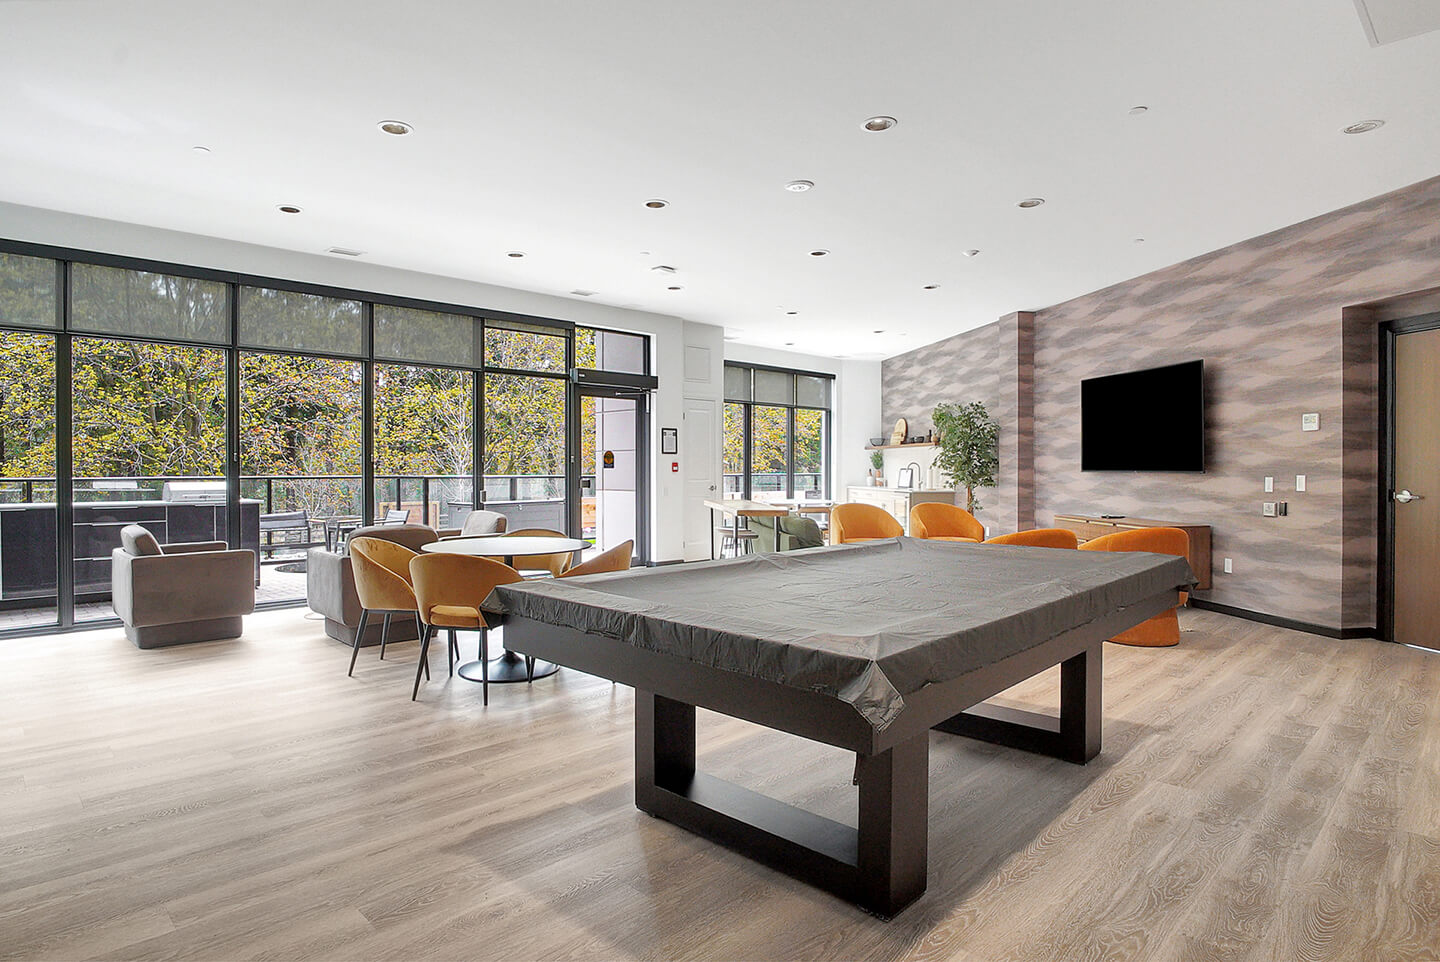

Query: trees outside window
[723,364,833,501]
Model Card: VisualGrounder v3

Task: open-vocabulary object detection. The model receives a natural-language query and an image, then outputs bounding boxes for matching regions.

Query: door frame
[569,384,650,565]
[1377,310,1440,643]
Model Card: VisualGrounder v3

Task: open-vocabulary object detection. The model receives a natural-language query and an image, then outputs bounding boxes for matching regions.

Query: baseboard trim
[1189,599,1377,640]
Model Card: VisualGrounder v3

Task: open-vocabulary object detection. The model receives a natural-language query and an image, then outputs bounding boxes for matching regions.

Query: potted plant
[869,448,884,486]
[931,401,998,513]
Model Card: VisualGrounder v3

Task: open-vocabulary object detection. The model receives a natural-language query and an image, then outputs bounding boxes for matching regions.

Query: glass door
[574,388,647,563]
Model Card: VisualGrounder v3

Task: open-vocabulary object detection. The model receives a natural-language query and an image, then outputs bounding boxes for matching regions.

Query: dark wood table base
[634,643,1099,918]
[637,689,930,917]
[500,588,1170,919]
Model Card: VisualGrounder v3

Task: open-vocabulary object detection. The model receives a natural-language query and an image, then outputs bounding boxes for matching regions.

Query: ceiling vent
[326,247,364,257]
[1353,0,1440,45]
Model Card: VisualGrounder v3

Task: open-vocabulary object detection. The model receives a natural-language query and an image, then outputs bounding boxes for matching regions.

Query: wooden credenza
[1052,514,1211,590]
[845,487,954,535]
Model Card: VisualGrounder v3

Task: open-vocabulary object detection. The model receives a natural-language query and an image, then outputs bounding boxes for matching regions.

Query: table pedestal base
[457,651,559,684]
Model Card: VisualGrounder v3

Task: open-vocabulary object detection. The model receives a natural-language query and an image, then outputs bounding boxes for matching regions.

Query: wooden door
[1393,327,1440,649]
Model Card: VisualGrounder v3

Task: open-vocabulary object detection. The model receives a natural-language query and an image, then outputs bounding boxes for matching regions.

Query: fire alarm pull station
[671,462,679,472]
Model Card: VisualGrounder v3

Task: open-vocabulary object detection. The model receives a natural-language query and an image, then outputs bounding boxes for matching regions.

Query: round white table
[420,535,589,683]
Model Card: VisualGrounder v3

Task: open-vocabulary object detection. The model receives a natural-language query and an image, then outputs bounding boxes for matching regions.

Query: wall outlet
[1277,501,1288,516]
[1264,476,1274,492]
[1263,502,1277,517]
[1223,557,1233,574]
[1302,412,1320,431]
[1296,474,1306,492]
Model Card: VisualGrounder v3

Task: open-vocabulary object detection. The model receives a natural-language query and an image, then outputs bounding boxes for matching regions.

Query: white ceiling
[2,0,1438,359]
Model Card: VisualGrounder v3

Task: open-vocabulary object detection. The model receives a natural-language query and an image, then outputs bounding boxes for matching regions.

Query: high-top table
[704,499,789,555]
[421,535,589,682]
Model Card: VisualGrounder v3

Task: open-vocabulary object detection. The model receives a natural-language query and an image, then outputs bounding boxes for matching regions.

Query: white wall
[720,344,882,497]
[0,201,722,563]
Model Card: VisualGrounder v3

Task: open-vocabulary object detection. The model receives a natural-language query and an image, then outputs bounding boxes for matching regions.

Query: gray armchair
[442,509,508,539]
[111,525,256,648]
[307,523,437,646]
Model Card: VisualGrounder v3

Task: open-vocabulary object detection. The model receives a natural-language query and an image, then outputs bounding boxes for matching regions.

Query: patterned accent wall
[883,174,1440,630]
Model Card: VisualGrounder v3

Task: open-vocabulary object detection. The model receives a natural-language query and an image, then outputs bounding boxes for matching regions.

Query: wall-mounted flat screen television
[1081,359,1205,472]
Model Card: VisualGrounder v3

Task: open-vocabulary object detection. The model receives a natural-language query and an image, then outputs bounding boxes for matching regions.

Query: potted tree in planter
[932,401,998,513]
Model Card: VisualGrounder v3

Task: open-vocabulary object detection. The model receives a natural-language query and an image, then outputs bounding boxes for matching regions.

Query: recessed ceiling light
[644,199,669,209]
[570,289,597,297]
[863,116,897,132]
[1128,105,1149,116]
[723,335,739,341]
[377,120,413,136]
[785,342,795,346]
[809,249,829,257]
[651,265,677,273]
[1134,237,1146,244]
[784,180,815,192]
[1017,198,1045,209]
[506,251,525,258]
[1342,120,1385,135]
[872,329,885,334]
[276,205,302,214]
[962,249,981,257]
[326,247,364,257]
[667,286,683,291]
[785,311,798,315]
[923,284,940,290]
[191,145,211,155]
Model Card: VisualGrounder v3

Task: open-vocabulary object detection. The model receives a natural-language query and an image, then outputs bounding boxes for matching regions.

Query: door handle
[1394,489,1423,503]
[709,484,716,491]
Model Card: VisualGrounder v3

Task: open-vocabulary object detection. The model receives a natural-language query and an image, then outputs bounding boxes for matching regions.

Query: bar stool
[715,518,759,558]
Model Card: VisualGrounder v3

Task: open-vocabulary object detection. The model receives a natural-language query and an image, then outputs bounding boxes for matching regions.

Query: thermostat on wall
[1301,413,1320,432]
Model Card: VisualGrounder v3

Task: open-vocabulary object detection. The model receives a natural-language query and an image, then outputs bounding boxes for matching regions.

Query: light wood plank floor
[1,607,1437,961]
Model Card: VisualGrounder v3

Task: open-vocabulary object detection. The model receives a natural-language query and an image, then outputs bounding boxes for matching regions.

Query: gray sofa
[111,524,256,648]
[747,515,826,553]
[306,523,438,646]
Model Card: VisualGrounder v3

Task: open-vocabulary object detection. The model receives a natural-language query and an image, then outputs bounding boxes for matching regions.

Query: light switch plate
[1296,474,1306,492]
[1223,558,1233,573]
[1302,412,1320,431]
[1263,502,1277,517]
[1264,476,1274,492]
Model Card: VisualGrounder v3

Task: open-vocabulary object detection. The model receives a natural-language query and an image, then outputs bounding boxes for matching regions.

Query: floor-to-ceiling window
[68,266,232,622]
[0,253,59,629]
[722,362,834,502]
[0,237,651,636]
[237,287,367,603]
[483,321,568,532]
[372,305,478,530]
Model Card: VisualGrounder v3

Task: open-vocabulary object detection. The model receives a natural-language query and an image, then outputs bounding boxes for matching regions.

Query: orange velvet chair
[408,552,525,703]
[984,528,1080,549]
[347,536,423,677]
[831,503,904,544]
[909,503,984,542]
[1078,527,1191,647]
[504,527,577,577]
[558,541,634,578]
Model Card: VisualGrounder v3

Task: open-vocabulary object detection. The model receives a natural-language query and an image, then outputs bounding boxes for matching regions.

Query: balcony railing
[722,473,824,497]
[1,474,587,543]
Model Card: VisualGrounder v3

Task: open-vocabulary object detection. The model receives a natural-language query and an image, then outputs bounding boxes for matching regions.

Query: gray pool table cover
[484,538,1195,732]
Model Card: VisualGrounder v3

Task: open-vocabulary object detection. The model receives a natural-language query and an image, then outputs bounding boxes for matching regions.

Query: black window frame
[722,361,834,501]
[0,237,651,637]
